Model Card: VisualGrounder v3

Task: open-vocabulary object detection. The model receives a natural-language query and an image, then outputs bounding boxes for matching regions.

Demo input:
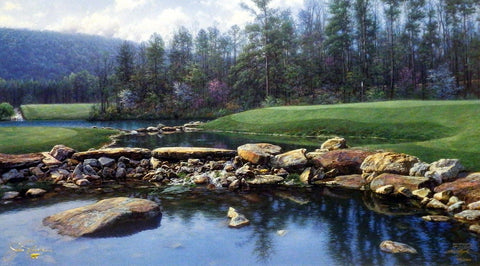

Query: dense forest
[1,0,479,119]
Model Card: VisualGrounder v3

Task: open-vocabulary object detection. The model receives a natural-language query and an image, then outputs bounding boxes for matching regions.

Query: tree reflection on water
[155,187,480,265]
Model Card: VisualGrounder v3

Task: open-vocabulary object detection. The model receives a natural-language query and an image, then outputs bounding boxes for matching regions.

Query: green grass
[21,103,94,120]
[0,127,117,154]
[204,100,480,170]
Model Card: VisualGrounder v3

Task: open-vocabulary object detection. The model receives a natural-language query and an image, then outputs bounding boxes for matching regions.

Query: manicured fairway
[20,103,94,120]
[204,100,480,170]
[0,127,116,154]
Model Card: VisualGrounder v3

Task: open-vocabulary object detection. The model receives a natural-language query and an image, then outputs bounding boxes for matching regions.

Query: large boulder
[311,149,374,175]
[328,174,367,190]
[0,153,44,170]
[237,143,282,165]
[43,197,161,237]
[361,152,420,176]
[434,172,480,204]
[72,148,151,161]
[271,149,307,171]
[320,137,347,151]
[152,147,236,161]
[49,145,76,161]
[425,159,464,184]
[369,173,431,193]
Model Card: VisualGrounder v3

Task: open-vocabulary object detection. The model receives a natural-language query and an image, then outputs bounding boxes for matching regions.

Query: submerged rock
[227,207,250,228]
[380,240,417,254]
[237,143,282,165]
[43,197,161,237]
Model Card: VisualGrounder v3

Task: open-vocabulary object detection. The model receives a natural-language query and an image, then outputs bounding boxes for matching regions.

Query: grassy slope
[0,127,116,154]
[204,100,480,170]
[21,103,94,120]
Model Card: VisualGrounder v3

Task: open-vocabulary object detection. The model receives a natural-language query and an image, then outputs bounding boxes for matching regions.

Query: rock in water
[237,143,282,165]
[380,240,417,254]
[227,207,250,228]
[43,197,161,237]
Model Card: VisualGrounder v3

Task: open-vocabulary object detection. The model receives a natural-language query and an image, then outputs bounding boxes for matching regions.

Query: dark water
[1,188,479,265]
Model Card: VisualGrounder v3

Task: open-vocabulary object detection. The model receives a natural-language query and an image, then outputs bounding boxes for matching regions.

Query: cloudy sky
[0,0,304,43]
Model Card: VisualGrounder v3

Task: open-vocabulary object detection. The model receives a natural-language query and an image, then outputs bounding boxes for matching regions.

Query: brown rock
[434,172,480,204]
[0,153,44,170]
[369,173,431,193]
[152,147,236,161]
[73,147,151,161]
[375,185,394,195]
[43,197,161,237]
[311,150,374,176]
[361,152,420,176]
[380,240,417,254]
[49,145,76,161]
[237,143,282,165]
[41,152,62,166]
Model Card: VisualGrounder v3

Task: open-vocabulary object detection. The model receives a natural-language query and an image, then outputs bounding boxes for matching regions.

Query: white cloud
[2,1,22,11]
[114,0,149,12]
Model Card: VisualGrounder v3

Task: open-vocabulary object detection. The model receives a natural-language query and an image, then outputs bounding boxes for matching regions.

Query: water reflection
[1,188,479,265]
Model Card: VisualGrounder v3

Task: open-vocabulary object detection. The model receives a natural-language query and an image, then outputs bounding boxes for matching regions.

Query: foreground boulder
[152,147,236,160]
[311,150,374,175]
[271,149,308,171]
[237,143,282,165]
[43,197,161,237]
[434,172,480,204]
[361,152,420,176]
[72,148,152,161]
[425,159,464,184]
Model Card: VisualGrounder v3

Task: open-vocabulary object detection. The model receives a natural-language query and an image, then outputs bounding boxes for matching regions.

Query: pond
[1,188,479,265]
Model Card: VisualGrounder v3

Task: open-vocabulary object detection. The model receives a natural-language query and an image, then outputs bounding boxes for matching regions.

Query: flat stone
[422,215,451,222]
[227,207,250,228]
[412,188,432,199]
[467,201,480,210]
[247,175,284,186]
[361,152,420,176]
[237,143,282,165]
[98,157,115,168]
[0,153,44,170]
[152,147,236,161]
[454,210,480,222]
[369,173,431,193]
[447,201,465,213]
[380,240,417,254]
[331,175,366,190]
[310,149,374,176]
[73,148,151,161]
[43,197,161,237]
[41,152,62,166]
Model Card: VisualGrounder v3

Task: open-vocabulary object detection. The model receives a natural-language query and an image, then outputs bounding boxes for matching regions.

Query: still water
[0,188,479,265]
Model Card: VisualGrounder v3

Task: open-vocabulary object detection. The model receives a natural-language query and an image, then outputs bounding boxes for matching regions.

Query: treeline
[1,0,480,119]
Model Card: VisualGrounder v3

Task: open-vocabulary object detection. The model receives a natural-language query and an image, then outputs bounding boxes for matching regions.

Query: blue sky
[0,0,304,42]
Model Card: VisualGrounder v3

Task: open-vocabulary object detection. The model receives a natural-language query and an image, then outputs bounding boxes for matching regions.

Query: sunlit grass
[204,100,480,170]
[21,103,94,120]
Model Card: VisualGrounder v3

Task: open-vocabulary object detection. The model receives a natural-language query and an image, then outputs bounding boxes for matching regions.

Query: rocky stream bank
[2,129,480,254]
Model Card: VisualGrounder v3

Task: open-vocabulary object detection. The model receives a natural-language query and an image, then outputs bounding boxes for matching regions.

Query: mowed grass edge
[0,127,117,154]
[204,100,480,170]
[21,103,94,120]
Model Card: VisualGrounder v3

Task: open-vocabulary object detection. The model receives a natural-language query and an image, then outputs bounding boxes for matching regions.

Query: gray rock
[98,157,115,168]
[72,164,84,180]
[409,162,430,177]
[235,165,255,179]
[43,197,161,237]
[115,167,127,180]
[237,143,282,165]
[1,169,24,182]
[380,240,417,254]
[84,158,100,168]
[246,175,284,185]
[271,149,308,171]
[30,166,45,178]
[447,201,465,213]
[425,159,464,184]
[49,145,76,161]
[83,164,98,176]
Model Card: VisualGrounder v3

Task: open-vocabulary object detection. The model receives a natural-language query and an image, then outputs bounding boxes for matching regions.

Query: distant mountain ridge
[0,28,125,80]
